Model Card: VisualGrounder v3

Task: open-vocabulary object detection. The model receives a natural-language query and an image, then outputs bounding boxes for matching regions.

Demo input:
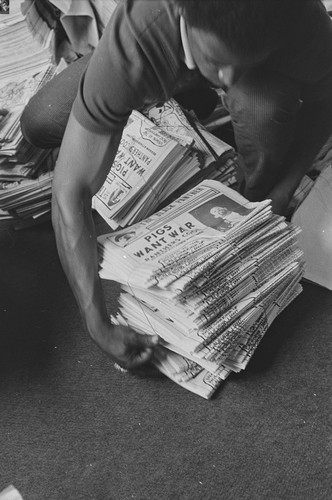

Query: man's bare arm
[52,112,158,368]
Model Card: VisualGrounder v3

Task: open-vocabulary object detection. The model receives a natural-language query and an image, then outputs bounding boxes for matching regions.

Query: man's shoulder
[118,0,179,36]
[72,0,184,133]
[105,0,183,88]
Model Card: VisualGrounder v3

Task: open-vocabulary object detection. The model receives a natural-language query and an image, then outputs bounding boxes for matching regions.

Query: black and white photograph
[1,1,331,499]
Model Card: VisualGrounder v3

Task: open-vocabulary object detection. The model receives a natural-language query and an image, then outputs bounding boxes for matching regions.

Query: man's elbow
[51,178,91,228]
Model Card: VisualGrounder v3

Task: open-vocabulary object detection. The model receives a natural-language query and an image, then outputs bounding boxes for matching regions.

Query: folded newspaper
[92,99,237,230]
[98,180,305,399]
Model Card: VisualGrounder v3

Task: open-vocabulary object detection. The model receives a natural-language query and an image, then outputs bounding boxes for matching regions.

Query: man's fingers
[123,333,159,369]
[130,347,153,367]
[109,326,159,370]
[118,347,153,371]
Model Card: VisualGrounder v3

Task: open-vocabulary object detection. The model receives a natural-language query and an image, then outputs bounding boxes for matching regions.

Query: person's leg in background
[20,53,92,149]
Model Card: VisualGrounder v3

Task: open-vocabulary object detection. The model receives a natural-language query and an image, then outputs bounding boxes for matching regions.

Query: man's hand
[92,322,159,370]
[51,113,160,373]
[268,187,292,217]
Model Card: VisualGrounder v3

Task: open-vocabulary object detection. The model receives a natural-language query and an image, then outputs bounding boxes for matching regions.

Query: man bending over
[21,0,332,370]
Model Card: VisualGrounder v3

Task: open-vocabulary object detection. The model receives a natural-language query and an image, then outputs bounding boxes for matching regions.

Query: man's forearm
[49,112,124,339]
[48,113,158,367]
[52,191,109,338]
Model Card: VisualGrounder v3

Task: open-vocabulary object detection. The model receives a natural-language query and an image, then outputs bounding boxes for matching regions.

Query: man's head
[177,0,309,87]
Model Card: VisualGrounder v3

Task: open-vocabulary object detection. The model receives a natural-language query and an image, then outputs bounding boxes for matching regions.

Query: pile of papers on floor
[93,98,237,229]
[98,179,305,399]
[0,0,52,82]
[0,0,57,226]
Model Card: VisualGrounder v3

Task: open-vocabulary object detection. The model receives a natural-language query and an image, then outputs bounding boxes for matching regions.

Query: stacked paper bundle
[98,179,305,399]
[0,0,52,82]
[0,0,57,225]
[147,98,237,188]
[93,109,201,229]
[20,0,56,53]
[0,158,56,228]
[0,65,56,160]
[146,98,228,167]
[93,100,237,229]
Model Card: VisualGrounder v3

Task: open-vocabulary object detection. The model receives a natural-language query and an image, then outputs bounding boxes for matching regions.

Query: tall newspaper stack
[0,0,57,226]
[98,179,305,399]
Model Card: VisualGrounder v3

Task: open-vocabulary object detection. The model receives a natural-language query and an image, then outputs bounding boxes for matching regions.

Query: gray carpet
[0,216,331,500]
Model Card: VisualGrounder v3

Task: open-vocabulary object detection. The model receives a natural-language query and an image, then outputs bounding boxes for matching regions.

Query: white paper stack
[146,98,230,167]
[0,64,56,160]
[93,100,238,230]
[98,179,305,399]
[0,0,57,224]
[93,110,201,229]
[0,168,55,227]
[147,99,238,188]
[0,0,52,83]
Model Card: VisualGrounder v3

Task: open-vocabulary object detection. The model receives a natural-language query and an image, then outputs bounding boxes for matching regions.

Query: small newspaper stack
[98,179,305,399]
[0,0,51,82]
[92,109,201,229]
[0,0,57,225]
[93,99,237,229]
[0,65,56,160]
[0,164,55,227]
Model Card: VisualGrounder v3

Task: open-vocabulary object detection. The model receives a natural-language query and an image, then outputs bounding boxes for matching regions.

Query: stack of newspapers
[0,0,57,225]
[93,99,237,229]
[98,179,305,399]
[0,0,51,82]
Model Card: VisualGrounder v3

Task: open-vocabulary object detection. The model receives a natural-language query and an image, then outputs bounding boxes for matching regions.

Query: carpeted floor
[0,215,331,500]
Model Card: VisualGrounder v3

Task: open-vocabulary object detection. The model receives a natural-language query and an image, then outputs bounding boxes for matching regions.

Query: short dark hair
[176,0,315,58]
